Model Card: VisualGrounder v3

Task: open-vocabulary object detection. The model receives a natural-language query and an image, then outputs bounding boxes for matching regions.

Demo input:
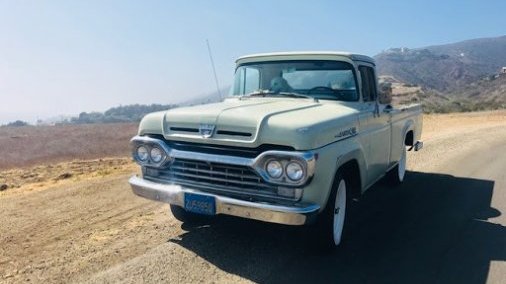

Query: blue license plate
[184,193,216,215]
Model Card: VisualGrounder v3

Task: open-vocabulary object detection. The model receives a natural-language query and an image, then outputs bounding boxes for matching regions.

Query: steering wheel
[307,86,336,94]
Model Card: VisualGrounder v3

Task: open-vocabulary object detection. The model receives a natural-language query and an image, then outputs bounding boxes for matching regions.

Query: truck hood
[142,97,359,150]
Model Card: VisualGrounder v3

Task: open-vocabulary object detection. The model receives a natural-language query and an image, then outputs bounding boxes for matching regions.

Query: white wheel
[386,145,407,185]
[397,146,406,182]
[332,179,347,245]
[317,172,353,249]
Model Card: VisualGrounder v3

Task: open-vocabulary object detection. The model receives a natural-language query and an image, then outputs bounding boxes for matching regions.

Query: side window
[358,66,377,102]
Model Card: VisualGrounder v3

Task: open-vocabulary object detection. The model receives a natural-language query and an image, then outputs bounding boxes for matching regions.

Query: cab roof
[236,51,375,66]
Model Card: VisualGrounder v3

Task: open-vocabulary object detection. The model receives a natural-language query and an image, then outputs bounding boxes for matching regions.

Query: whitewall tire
[332,179,347,246]
[387,145,407,185]
[317,172,350,249]
[397,146,406,182]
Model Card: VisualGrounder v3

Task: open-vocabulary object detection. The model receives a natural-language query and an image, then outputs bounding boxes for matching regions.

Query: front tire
[332,178,347,245]
[317,172,349,249]
[170,204,207,223]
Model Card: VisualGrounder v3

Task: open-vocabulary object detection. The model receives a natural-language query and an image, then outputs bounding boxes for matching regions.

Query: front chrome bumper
[129,175,320,225]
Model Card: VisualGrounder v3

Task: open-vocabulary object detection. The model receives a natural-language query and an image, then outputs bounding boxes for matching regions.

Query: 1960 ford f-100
[129,51,423,248]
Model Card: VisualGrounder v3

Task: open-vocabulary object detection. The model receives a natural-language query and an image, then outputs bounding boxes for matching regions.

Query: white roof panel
[236,51,375,65]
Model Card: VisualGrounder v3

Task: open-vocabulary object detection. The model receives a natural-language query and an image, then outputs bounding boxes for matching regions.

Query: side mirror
[378,82,392,104]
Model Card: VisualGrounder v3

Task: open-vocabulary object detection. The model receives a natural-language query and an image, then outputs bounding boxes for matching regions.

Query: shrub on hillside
[69,103,178,124]
[2,120,29,127]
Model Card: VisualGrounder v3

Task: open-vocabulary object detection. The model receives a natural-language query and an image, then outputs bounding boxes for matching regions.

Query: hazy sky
[1,0,505,123]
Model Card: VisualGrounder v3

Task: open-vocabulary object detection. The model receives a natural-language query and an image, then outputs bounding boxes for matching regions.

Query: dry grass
[0,123,138,170]
[0,123,139,194]
[0,158,137,196]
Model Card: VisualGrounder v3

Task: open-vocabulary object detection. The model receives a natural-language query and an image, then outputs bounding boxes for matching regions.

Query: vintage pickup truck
[129,51,423,248]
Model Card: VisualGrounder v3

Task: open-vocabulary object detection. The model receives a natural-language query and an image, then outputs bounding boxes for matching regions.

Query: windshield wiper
[240,90,318,102]
[240,90,270,98]
[275,92,319,102]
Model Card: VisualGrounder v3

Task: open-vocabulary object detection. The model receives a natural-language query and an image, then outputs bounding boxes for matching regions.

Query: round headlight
[266,160,283,178]
[286,161,304,181]
[150,147,164,163]
[136,146,149,162]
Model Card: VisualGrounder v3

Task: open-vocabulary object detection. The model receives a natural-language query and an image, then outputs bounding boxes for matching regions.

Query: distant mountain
[447,73,506,111]
[375,35,506,91]
[182,87,228,106]
[383,73,506,113]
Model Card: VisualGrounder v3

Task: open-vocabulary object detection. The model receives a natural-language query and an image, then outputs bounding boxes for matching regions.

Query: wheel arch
[405,129,414,146]
[402,119,415,146]
[337,159,362,199]
[328,148,366,205]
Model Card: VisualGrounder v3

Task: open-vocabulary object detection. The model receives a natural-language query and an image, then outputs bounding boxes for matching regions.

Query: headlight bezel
[131,137,171,167]
[253,151,315,187]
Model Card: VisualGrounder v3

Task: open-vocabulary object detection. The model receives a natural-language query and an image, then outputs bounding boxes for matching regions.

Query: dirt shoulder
[421,109,506,140]
[0,174,174,283]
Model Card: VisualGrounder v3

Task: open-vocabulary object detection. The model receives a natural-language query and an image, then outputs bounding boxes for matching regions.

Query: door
[357,65,391,187]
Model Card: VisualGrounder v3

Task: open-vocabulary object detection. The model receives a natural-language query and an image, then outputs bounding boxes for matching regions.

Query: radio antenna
[206,39,222,100]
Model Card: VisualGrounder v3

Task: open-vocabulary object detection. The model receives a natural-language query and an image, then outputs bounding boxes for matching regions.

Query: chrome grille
[169,158,269,188]
[145,158,283,199]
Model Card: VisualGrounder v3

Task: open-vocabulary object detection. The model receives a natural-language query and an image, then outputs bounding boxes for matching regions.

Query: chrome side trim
[129,176,320,225]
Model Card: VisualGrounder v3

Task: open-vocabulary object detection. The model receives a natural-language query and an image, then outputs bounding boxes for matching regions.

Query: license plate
[184,193,216,215]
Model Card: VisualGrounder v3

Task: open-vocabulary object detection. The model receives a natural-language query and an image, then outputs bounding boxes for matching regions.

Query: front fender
[138,111,165,136]
[301,137,366,212]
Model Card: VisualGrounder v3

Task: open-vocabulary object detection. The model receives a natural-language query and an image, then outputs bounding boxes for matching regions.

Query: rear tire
[386,145,406,186]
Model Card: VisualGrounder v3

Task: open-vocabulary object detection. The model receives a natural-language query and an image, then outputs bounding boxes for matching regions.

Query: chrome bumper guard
[129,175,320,225]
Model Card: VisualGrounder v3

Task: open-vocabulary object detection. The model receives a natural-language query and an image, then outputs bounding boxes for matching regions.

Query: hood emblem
[199,124,216,138]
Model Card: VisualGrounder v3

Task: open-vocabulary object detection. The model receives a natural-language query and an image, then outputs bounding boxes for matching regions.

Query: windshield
[229,60,358,101]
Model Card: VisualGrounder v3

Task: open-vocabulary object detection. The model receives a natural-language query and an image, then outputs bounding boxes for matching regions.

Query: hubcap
[333,179,347,246]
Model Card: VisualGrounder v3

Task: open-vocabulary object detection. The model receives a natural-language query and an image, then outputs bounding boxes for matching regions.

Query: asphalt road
[87,123,506,283]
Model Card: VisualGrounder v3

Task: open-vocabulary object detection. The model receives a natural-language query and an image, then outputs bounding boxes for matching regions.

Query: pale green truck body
[129,52,423,242]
